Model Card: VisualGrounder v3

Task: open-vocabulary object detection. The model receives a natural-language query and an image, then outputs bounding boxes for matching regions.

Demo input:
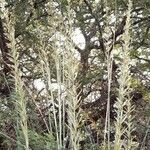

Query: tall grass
[103,0,114,149]
[0,0,141,149]
[63,35,81,150]
[38,35,59,148]
[114,0,137,149]
[63,3,82,150]
[36,1,82,149]
[1,1,29,149]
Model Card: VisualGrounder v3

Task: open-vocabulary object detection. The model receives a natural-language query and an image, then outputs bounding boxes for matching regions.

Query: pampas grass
[114,0,137,149]
[1,1,29,149]
[0,0,142,149]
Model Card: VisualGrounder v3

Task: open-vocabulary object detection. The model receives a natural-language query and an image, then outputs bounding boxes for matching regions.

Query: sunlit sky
[72,28,85,49]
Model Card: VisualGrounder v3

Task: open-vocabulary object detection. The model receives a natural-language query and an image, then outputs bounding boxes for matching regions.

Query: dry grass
[0,0,141,149]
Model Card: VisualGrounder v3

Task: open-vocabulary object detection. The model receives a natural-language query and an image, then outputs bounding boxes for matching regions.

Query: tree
[0,0,149,149]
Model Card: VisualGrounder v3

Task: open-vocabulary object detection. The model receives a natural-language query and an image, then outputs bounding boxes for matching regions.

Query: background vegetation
[0,0,149,149]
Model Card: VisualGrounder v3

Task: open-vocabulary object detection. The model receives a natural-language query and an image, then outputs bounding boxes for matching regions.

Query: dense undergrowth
[0,0,149,149]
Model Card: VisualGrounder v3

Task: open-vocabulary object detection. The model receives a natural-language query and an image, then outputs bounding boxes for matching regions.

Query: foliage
[0,0,149,149]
